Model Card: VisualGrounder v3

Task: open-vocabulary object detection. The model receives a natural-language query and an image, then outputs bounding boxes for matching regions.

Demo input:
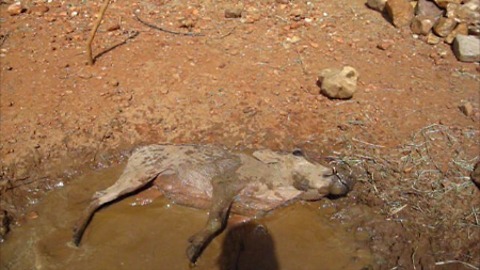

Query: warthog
[72,144,355,264]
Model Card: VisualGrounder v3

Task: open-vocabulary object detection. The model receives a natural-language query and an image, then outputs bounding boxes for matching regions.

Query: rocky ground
[0,0,479,269]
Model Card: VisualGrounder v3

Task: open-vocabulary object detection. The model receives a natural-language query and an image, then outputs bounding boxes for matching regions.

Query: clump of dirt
[1,0,479,268]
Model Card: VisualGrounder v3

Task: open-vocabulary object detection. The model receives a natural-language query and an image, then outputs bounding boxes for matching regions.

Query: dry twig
[87,0,111,65]
[435,260,479,270]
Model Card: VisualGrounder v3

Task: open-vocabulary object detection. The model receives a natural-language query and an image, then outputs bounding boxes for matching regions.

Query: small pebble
[7,2,24,16]
[225,8,242,18]
[107,24,121,32]
[459,102,473,116]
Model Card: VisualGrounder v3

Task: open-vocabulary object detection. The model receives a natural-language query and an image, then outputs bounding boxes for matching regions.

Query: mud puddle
[0,164,372,270]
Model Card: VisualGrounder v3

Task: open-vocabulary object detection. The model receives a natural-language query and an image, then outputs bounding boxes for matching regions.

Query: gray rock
[318,66,359,99]
[416,0,444,18]
[455,2,480,25]
[367,0,387,12]
[453,35,480,62]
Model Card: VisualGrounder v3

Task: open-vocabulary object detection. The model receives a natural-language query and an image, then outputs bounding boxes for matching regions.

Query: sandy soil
[1,0,479,269]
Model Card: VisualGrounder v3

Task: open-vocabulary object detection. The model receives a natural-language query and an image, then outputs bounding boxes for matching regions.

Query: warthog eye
[292,149,304,157]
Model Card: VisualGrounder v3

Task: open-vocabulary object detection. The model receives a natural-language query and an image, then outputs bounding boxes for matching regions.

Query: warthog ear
[253,149,282,164]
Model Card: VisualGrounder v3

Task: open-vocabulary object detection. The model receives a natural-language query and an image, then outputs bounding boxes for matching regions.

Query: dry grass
[329,124,479,266]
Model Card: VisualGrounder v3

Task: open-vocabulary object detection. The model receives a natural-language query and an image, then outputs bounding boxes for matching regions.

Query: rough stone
[468,24,480,36]
[455,2,480,25]
[434,0,462,8]
[411,15,435,35]
[107,24,121,32]
[377,39,395,50]
[386,0,414,28]
[445,23,468,44]
[433,17,457,37]
[276,0,289,4]
[7,2,24,16]
[459,102,474,116]
[427,32,442,44]
[453,34,480,62]
[318,66,359,99]
[367,0,387,12]
[416,0,444,18]
[225,8,243,18]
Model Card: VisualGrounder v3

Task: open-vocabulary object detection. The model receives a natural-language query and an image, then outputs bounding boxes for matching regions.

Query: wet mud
[0,164,372,270]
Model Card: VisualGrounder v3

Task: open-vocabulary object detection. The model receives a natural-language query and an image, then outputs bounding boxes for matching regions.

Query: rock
[108,79,119,87]
[276,0,289,4]
[180,19,195,31]
[367,0,387,12]
[471,161,480,188]
[459,102,474,116]
[453,35,480,62]
[386,0,414,28]
[445,23,468,43]
[433,17,457,37]
[454,2,480,25]
[242,106,257,117]
[29,4,49,17]
[318,66,359,99]
[469,25,480,36]
[225,8,243,18]
[411,15,435,35]
[107,24,121,32]
[377,39,395,50]
[416,0,444,18]
[427,32,442,44]
[7,2,25,16]
[434,0,462,8]
[446,3,460,18]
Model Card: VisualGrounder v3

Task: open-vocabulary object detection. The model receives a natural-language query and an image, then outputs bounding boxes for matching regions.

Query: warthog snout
[328,163,356,196]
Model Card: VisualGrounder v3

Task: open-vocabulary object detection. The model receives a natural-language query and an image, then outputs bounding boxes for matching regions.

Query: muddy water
[0,165,372,270]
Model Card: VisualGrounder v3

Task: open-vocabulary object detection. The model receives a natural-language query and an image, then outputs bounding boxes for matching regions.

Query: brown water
[0,165,372,270]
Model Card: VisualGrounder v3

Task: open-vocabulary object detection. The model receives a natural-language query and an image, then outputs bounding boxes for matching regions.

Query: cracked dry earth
[0,0,479,269]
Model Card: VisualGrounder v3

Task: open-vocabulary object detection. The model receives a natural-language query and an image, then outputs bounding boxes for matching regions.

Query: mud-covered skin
[72,144,355,264]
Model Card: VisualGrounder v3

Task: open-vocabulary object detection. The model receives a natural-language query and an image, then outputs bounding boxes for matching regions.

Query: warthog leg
[186,174,242,265]
[72,168,162,246]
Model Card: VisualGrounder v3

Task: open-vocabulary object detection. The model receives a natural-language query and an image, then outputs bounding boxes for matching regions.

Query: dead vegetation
[331,123,480,267]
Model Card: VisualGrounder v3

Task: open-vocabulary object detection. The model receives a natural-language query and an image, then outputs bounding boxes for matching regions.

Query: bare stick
[87,0,111,65]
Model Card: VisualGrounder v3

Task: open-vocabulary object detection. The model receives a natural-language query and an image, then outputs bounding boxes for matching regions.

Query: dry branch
[87,0,111,65]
